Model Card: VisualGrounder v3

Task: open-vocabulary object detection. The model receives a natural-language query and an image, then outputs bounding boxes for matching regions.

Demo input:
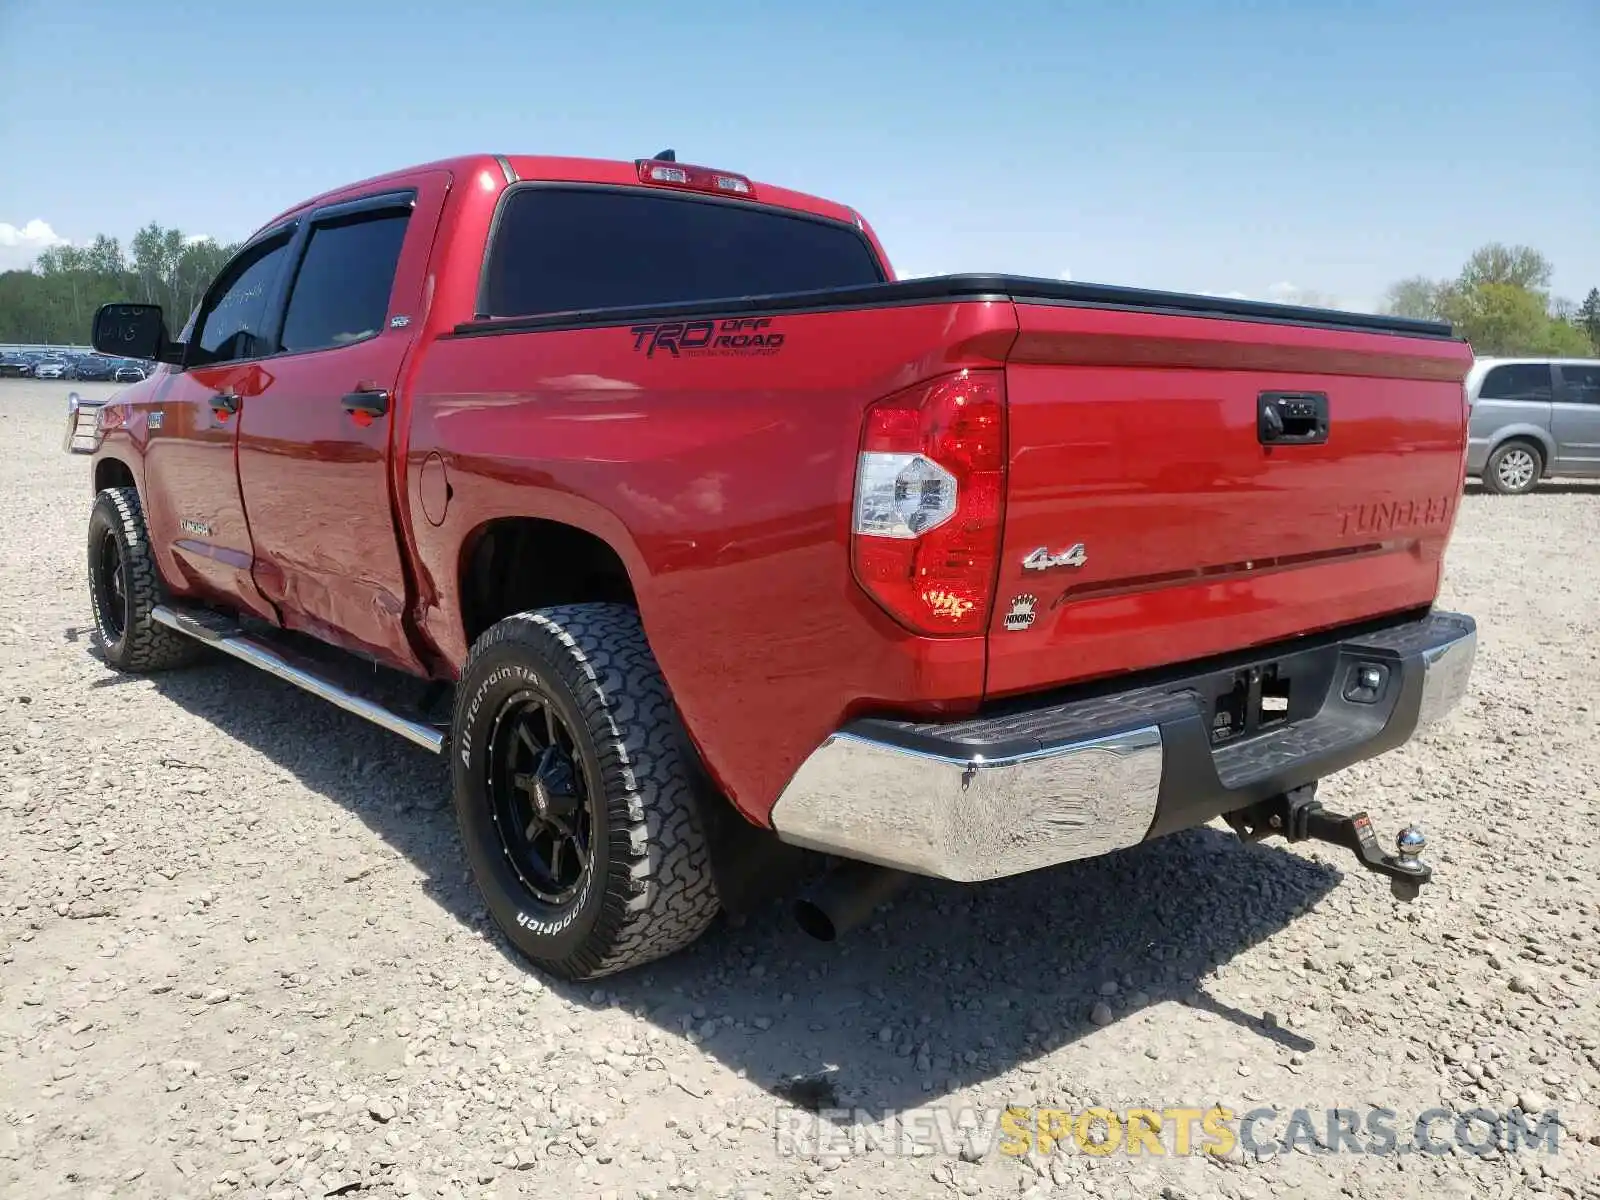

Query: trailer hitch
[1225,784,1432,901]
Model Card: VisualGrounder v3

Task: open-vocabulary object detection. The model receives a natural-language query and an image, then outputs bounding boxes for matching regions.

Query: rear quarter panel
[406,302,1017,819]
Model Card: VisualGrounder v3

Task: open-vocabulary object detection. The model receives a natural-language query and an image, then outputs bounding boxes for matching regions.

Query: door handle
[341,388,390,417]
[210,392,239,417]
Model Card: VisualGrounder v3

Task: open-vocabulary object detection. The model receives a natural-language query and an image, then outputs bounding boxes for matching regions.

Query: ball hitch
[1224,784,1432,901]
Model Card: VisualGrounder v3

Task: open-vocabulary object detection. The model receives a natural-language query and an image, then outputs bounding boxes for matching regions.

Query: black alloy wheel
[91,526,128,640]
[487,690,595,908]
[86,487,201,672]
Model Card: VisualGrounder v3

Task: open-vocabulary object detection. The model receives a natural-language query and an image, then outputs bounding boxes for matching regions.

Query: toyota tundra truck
[67,151,1477,979]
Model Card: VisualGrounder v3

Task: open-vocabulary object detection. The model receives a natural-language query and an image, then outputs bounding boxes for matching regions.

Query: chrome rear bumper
[772,729,1162,883]
[770,609,1476,883]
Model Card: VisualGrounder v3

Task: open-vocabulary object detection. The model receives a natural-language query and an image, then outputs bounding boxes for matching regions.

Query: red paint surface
[91,153,1473,826]
[231,169,451,671]
[988,305,1472,697]
[140,361,279,623]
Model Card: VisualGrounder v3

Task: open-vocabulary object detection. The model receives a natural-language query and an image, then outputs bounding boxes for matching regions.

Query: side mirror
[92,303,181,362]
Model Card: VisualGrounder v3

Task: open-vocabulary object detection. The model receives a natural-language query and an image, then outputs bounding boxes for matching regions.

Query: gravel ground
[1,379,1597,1200]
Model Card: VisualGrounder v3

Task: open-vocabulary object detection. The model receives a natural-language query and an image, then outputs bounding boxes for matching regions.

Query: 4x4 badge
[1022,544,1087,571]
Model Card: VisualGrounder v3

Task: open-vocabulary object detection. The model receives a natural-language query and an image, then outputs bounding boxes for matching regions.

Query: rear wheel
[88,487,202,672]
[1484,440,1542,495]
[450,604,721,980]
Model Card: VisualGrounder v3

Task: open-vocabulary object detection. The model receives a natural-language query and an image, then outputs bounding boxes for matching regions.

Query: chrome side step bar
[151,605,446,754]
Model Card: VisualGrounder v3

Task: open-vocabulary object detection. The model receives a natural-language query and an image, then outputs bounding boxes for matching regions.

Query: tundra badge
[1022,544,1087,571]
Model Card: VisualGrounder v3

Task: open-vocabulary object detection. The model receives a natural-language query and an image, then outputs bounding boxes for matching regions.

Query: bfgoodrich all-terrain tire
[87,487,202,673]
[451,604,721,980]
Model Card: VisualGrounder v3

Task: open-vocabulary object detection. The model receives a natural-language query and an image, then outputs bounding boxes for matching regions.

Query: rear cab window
[479,187,884,318]
[1477,363,1554,402]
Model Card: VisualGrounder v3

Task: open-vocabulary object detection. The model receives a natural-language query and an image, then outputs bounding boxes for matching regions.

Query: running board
[151,605,447,754]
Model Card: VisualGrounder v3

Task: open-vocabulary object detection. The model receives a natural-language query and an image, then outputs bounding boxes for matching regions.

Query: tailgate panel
[987,306,1471,698]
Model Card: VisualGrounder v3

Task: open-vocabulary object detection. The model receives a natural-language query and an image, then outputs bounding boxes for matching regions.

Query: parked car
[0,358,31,378]
[112,363,147,383]
[67,151,1476,980]
[72,356,119,381]
[33,360,67,379]
[1466,357,1600,494]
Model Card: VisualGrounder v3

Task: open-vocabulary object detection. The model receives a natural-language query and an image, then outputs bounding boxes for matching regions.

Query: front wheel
[1483,441,1542,495]
[450,604,721,980]
[88,487,202,672]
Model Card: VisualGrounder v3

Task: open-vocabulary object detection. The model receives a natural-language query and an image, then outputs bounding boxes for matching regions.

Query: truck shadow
[600,833,1332,1116]
[135,651,1339,1117]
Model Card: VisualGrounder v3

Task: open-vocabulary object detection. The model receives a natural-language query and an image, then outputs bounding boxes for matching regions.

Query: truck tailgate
[988,300,1472,698]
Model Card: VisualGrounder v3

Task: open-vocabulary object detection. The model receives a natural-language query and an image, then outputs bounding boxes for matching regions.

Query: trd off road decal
[630,317,786,359]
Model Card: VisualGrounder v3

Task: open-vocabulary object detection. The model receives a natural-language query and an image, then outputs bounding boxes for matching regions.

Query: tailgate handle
[1258,392,1328,445]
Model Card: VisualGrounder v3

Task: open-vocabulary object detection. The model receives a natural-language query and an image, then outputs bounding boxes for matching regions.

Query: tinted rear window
[481,187,883,318]
[1560,364,1600,403]
[1478,363,1553,402]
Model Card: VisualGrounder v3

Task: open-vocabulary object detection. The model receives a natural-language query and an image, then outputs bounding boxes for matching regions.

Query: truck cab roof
[255,153,873,257]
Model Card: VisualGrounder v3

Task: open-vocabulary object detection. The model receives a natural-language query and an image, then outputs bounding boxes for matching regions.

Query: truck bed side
[404,298,1019,810]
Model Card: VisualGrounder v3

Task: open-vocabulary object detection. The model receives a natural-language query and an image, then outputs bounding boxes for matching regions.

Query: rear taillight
[637,158,756,198]
[851,370,1006,636]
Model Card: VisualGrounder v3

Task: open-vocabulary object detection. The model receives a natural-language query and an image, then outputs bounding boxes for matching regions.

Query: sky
[1,0,1596,312]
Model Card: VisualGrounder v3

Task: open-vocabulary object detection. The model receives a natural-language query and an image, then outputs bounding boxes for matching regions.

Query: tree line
[3,224,1596,359]
[1384,244,1598,357]
[0,224,239,346]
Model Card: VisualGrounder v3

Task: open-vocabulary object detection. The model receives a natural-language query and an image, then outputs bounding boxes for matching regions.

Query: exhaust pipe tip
[792,862,911,942]
[793,897,841,942]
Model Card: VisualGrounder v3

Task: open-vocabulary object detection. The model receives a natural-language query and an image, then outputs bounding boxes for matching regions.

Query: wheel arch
[455,514,644,650]
[447,514,805,909]
[1485,425,1555,467]
[93,455,137,494]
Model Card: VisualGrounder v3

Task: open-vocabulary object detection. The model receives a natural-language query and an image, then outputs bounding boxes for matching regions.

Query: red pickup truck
[69,151,1476,979]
